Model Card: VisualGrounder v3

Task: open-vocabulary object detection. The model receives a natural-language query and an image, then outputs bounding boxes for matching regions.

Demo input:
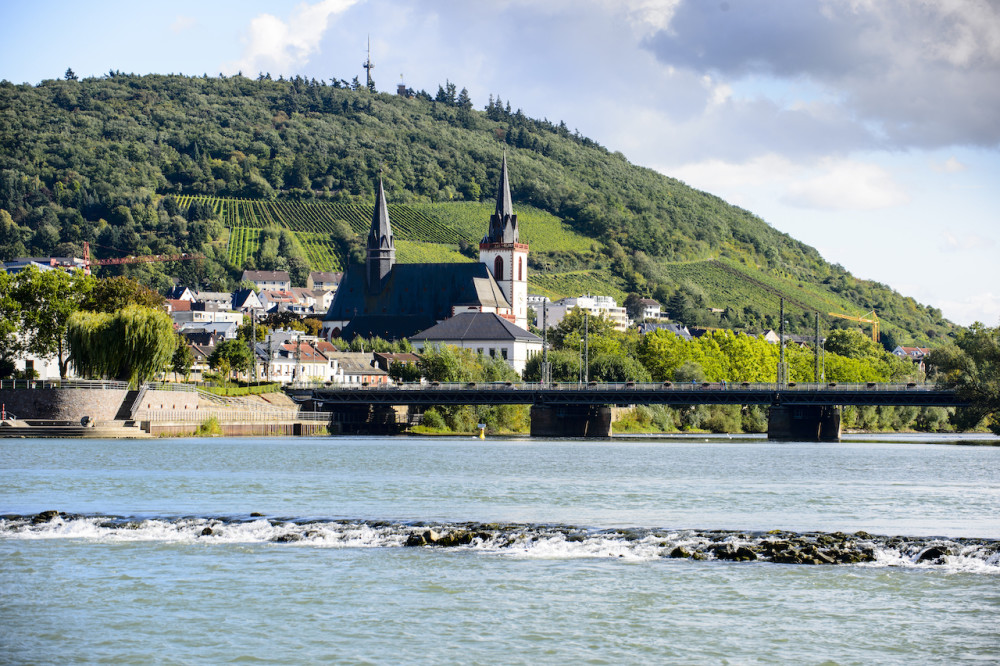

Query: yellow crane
[828,310,880,342]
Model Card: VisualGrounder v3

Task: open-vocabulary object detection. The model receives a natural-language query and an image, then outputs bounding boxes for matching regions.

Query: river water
[1,434,997,663]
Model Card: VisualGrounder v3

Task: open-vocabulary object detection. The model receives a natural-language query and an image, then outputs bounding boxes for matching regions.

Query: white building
[545,295,630,332]
[410,312,543,375]
[242,270,291,292]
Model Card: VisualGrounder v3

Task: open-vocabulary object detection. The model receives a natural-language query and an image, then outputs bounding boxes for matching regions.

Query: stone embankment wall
[139,390,201,413]
[0,388,129,422]
[146,422,328,437]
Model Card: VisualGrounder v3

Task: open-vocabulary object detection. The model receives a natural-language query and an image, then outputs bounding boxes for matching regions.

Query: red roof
[166,298,191,312]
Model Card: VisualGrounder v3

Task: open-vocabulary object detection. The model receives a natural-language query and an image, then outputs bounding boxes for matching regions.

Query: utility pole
[777,298,788,385]
[295,337,302,386]
[251,313,257,383]
[542,302,549,385]
[583,311,589,383]
[814,311,820,383]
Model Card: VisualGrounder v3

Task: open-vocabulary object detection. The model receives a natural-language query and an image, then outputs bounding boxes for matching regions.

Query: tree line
[0,72,954,344]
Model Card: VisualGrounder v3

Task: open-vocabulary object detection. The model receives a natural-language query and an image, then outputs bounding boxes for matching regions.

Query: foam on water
[3,512,997,572]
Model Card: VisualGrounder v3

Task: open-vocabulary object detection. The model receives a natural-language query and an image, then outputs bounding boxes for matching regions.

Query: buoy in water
[477,423,486,440]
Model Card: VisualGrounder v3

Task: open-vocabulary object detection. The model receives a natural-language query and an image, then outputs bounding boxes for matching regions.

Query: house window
[477,348,484,355]
[489,348,496,358]
[501,348,508,360]
[518,257,523,281]
[494,256,504,281]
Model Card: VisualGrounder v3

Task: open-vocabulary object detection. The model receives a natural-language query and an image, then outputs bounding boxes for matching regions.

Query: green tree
[12,266,94,378]
[84,276,165,313]
[172,338,195,381]
[388,360,422,383]
[0,209,26,261]
[0,270,22,377]
[208,338,253,383]
[928,323,1000,433]
[67,305,176,386]
[588,353,652,382]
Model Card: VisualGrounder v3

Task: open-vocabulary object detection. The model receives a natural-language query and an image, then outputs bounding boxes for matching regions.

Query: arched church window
[518,257,523,281]
[494,256,504,281]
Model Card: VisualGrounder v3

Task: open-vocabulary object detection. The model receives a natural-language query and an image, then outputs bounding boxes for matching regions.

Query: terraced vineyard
[654,259,860,317]
[528,269,628,303]
[295,232,346,272]
[395,240,475,265]
[178,196,460,242]
[412,202,597,254]
[226,226,262,267]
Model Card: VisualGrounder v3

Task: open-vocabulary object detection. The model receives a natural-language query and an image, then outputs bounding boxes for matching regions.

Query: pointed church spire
[366,178,395,291]
[368,178,393,249]
[495,150,513,220]
[484,151,518,245]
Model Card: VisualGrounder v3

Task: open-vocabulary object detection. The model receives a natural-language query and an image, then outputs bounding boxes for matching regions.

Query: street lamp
[579,337,584,385]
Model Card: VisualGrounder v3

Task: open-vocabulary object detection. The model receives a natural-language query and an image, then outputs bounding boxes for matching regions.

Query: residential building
[231,288,263,313]
[638,298,662,321]
[307,271,343,291]
[242,270,291,292]
[636,322,692,341]
[410,312,543,375]
[545,295,630,332]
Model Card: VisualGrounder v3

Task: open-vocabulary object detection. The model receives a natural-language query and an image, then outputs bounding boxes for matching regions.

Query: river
[2,434,997,663]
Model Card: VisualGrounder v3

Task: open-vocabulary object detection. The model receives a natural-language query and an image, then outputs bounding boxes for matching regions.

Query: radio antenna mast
[362,35,375,90]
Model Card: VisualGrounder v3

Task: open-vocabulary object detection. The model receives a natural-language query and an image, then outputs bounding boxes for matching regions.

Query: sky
[2,0,998,327]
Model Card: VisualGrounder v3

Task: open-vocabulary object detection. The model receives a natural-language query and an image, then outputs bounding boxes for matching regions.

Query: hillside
[0,73,954,344]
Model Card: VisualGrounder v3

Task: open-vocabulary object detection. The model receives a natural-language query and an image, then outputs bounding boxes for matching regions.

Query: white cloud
[224,0,360,76]
[934,291,1000,327]
[942,231,996,252]
[933,156,967,173]
[782,160,909,210]
[171,16,196,34]
[668,154,797,190]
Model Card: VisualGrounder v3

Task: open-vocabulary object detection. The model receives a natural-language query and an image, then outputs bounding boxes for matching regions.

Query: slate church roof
[326,262,511,340]
[410,312,541,344]
[323,158,517,341]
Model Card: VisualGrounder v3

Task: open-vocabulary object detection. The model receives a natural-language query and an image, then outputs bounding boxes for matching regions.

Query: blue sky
[2,0,998,327]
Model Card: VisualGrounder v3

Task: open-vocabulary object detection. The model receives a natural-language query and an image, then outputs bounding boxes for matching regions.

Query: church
[322,154,530,341]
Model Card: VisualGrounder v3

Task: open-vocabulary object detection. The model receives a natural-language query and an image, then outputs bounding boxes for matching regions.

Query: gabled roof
[232,288,261,309]
[242,270,290,283]
[327,352,389,375]
[324,262,511,339]
[280,342,326,362]
[411,312,542,343]
[165,285,193,300]
[310,271,343,284]
[637,322,691,340]
[340,314,439,342]
[166,298,191,312]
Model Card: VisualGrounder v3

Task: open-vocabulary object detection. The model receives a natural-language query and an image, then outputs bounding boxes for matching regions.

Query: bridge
[291,382,967,441]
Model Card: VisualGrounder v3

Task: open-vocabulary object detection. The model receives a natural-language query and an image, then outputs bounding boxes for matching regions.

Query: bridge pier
[328,404,405,435]
[530,405,613,438]
[768,405,841,442]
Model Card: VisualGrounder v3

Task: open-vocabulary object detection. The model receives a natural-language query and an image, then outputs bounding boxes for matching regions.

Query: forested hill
[0,72,953,345]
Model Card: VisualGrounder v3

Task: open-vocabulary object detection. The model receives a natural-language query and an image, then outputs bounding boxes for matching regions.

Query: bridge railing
[315,381,937,392]
[0,379,130,391]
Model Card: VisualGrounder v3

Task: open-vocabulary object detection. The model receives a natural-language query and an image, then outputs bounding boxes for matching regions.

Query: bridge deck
[295,382,965,408]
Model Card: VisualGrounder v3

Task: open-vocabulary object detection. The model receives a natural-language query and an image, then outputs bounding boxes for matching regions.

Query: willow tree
[67,305,176,386]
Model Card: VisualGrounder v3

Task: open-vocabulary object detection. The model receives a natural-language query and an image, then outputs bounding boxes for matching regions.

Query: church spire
[495,150,513,220]
[484,151,518,244]
[366,178,395,291]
